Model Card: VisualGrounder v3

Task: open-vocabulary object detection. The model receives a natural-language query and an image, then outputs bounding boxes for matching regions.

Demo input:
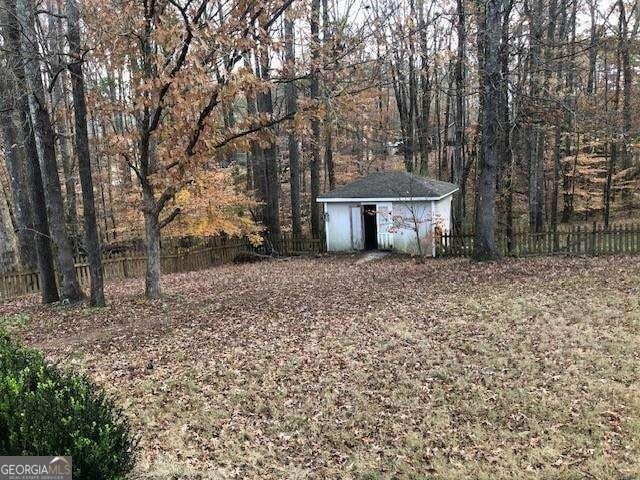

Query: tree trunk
[89,117,110,240]
[551,123,561,239]
[604,2,623,227]
[0,177,17,271]
[498,2,513,250]
[561,0,577,221]
[475,1,486,222]
[587,0,597,95]
[23,109,59,303]
[257,40,281,239]
[390,60,413,172]
[1,0,58,302]
[243,53,260,195]
[545,0,559,239]
[442,60,453,175]
[247,51,268,227]
[619,0,631,173]
[48,9,79,248]
[527,0,545,232]
[284,17,302,237]
[322,0,336,190]
[66,0,106,306]
[0,183,17,270]
[417,0,432,175]
[102,123,118,238]
[108,69,131,188]
[407,2,419,173]
[0,78,36,269]
[473,0,501,261]
[324,126,335,190]
[310,0,322,237]
[434,46,442,178]
[604,143,615,228]
[452,0,466,232]
[17,0,84,303]
[143,198,161,299]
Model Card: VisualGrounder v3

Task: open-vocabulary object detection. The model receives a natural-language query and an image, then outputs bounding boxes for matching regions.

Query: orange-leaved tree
[84,0,294,298]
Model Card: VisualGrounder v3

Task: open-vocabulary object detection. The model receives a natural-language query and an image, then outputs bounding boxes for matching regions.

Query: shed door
[376,202,393,250]
[350,205,363,250]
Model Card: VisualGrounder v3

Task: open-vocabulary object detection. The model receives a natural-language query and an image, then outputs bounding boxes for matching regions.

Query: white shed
[317,171,458,256]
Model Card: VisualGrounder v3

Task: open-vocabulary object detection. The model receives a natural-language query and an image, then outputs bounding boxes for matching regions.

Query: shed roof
[317,171,459,201]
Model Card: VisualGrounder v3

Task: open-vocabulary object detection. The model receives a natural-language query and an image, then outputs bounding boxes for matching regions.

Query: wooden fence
[0,235,324,302]
[438,223,640,257]
[267,235,325,256]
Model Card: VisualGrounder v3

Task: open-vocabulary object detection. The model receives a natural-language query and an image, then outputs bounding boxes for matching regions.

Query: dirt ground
[1,254,639,479]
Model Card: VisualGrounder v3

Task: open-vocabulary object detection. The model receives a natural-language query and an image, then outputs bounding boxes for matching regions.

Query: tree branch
[155,186,176,216]
[148,0,210,134]
[123,153,144,185]
[159,207,181,229]
[214,111,295,150]
[186,90,220,156]
[184,0,295,155]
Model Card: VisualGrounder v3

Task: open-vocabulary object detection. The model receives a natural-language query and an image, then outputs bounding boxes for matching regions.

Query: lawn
[1,254,639,479]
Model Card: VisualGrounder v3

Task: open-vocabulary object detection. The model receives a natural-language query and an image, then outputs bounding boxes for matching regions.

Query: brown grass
[1,254,639,479]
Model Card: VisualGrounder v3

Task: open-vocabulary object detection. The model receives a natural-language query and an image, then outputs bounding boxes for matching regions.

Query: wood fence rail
[438,223,640,258]
[0,235,324,302]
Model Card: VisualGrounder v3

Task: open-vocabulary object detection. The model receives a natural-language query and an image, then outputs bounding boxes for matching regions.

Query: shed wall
[322,195,454,256]
[434,195,453,232]
[324,203,355,251]
[389,201,434,255]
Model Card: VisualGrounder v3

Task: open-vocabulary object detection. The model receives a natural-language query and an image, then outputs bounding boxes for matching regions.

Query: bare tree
[256,24,281,239]
[0,72,36,269]
[452,0,466,231]
[284,16,302,237]
[310,0,322,236]
[16,0,84,302]
[473,0,501,261]
[66,0,105,306]
[1,0,59,302]
[322,0,336,190]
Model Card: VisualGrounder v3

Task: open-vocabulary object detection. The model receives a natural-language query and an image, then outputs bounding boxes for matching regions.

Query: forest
[0,0,639,301]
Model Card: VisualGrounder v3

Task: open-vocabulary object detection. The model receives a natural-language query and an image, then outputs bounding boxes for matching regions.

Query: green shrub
[0,331,136,479]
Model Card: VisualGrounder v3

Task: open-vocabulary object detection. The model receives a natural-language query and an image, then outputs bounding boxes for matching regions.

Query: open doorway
[363,204,378,250]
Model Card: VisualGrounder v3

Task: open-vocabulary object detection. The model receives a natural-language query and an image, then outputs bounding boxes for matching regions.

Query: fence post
[121,256,128,278]
[578,225,583,254]
[625,224,630,253]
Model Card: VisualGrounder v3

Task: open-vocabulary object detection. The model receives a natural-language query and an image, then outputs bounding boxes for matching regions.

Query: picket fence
[438,222,640,257]
[0,235,324,302]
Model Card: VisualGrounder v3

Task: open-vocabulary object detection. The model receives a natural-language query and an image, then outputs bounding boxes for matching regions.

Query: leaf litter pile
[2,255,639,479]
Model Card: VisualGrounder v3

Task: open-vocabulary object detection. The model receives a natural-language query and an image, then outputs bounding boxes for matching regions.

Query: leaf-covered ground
[2,255,640,479]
